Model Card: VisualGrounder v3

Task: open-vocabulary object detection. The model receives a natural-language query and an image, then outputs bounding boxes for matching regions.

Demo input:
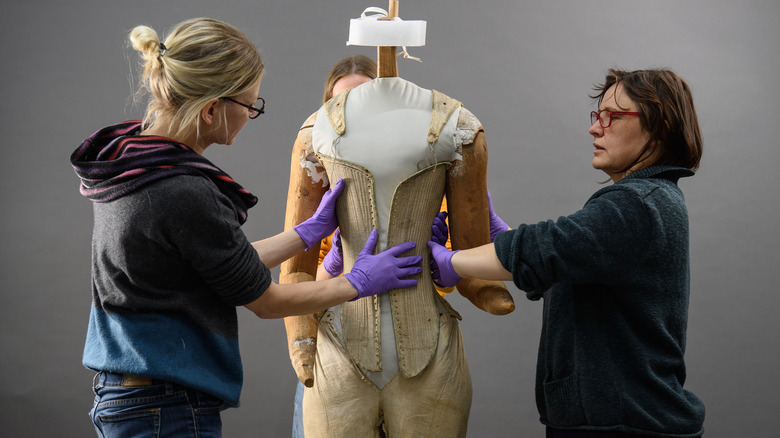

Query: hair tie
[159,42,167,57]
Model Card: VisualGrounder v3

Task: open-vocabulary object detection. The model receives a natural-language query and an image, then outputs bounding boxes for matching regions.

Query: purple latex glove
[430,211,449,246]
[294,179,345,250]
[427,240,461,288]
[322,228,343,277]
[344,229,422,301]
[488,191,509,241]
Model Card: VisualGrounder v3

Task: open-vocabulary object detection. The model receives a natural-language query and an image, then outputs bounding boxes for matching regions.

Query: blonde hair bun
[127,18,264,141]
[130,25,163,62]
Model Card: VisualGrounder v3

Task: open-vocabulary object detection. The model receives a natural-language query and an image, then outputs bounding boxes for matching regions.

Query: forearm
[244,276,357,319]
[251,229,307,269]
[316,263,334,281]
[452,243,513,281]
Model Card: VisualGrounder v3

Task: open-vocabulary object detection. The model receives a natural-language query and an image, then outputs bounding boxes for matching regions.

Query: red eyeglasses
[591,109,639,128]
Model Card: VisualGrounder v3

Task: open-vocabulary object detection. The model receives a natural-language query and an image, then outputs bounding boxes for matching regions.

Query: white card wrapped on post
[347,7,426,47]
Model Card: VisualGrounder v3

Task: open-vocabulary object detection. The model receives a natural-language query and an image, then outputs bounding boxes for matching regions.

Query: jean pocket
[543,373,586,427]
[93,404,161,437]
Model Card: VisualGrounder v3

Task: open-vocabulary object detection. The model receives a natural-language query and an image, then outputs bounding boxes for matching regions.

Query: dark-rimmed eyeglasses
[224,97,265,119]
[591,109,639,128]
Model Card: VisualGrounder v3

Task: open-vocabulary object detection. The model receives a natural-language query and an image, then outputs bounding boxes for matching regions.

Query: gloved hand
[322,228,343,277]
[427,240,461,288]
[294,179,345,250]
[344,229,422,301]
[488,191,509,241]
[430,211,449,246]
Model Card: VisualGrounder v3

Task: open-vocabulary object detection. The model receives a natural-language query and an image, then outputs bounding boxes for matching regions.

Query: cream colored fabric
[301,87,483,193]
[302,311,472,438]
[318,157,450,377]
[318,157,382,372]
[313,77,462,251]
[322,91,348,136]
[312,77,468,384]
[428,90,461,144]
[307,78,474,431]
[385,165,448,377]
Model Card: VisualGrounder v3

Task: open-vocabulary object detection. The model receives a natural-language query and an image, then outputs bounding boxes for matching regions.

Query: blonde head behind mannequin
[322,55,376,103]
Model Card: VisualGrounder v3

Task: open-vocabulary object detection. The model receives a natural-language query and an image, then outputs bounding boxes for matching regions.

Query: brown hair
[591,68,702,172]
[322,55,377,103]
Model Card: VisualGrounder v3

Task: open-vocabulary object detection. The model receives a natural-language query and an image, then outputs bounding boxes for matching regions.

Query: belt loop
[165,381,174,396]
[92,371,101,395]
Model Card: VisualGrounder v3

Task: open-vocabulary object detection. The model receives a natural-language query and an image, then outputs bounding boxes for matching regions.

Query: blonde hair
[322,55,376,103]
[129,18,264,140]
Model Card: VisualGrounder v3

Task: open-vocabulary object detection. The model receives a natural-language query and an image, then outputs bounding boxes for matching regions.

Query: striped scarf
[70,121,258,224]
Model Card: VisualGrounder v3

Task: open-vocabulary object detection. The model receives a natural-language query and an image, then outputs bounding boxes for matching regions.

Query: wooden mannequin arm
[281,118,328,386]
[446,130,515,315]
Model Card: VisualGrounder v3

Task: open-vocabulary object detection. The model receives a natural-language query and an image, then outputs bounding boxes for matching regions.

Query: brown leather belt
[120,374,153,387]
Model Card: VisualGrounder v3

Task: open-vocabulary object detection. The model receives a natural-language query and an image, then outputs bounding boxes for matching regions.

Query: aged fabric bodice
[309,77,480,384]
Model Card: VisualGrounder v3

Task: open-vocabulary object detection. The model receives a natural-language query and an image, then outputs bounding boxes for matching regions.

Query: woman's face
[331,73,372,99]
[589,83,654,182]
[219,79,262,146]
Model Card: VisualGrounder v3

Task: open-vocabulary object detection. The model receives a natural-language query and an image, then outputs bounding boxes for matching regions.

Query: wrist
[449,250,463,282]
[293,223,317,250]
[449,250,461,275]
[343,274,362,301]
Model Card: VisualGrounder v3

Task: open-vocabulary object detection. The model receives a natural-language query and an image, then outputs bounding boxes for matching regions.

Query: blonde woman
[70,18,421,437]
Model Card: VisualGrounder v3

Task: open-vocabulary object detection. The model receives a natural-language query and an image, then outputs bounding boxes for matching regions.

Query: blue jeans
[90,371,226,438]
[292,380,304,438]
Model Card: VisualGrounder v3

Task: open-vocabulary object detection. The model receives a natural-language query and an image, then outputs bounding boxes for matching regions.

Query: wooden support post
[377,0,399,78]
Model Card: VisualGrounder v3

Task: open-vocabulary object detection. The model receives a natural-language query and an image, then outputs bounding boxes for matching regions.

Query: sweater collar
[621,165,694,184]
[71,121,258,224]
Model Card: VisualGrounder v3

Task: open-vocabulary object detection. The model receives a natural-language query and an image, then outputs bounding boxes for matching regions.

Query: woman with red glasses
[428,68,705,437]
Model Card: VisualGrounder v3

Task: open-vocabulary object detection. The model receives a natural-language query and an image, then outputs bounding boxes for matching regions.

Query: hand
[344,229,422,300]
[430,211,449,246]
[488,191,509,241]
[427,240,461,288]
[322,228,343,276]
[294,179,345,250]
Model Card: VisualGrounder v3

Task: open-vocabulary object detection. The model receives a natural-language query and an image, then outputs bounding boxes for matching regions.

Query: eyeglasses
[224,97,265,119]
[591,109,639,128]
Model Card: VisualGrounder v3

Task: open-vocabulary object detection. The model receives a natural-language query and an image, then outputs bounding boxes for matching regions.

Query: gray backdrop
[2,0,778,436]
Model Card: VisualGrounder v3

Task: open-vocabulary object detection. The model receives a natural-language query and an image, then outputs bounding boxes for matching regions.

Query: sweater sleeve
[158,176,271,306]
[493,187,654,296]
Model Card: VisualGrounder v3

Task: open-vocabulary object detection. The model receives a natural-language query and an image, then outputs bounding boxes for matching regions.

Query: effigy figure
[280,3,513,435]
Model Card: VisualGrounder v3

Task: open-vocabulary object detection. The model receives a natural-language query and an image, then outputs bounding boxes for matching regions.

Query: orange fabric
[436,197,455,296]
[318,234,333,265]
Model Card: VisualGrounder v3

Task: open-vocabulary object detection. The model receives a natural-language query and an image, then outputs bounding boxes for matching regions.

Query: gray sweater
[84,175,271,406]
[493,166,705,437]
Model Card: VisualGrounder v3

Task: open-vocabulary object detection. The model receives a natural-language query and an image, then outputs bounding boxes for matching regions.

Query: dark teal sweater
[493,166,705,437]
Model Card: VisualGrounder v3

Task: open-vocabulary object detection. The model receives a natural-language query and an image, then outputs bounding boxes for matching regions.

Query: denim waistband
[95,371,165,387]
[92,371,227,411]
